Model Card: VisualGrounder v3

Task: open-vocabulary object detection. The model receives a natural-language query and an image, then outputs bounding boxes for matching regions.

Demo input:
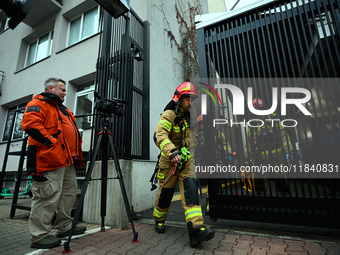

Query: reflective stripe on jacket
[244,117,293,160]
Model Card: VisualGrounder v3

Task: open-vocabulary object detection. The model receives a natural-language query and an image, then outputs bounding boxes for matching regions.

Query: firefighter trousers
[153,160,204,228]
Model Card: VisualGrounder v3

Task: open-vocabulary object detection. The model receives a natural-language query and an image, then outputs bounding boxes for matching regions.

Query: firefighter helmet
[253,98,266,109]
[172,82,198,103]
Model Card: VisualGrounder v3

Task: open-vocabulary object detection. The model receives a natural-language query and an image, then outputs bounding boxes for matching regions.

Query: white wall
[83,159,157,227]
[131,0,209,161]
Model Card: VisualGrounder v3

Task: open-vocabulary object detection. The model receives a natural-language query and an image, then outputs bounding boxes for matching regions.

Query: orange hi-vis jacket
[21,93,84,174]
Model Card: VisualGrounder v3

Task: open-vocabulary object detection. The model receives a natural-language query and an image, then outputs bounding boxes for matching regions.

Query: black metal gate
[196,0,340,228]
[94,9,149,159]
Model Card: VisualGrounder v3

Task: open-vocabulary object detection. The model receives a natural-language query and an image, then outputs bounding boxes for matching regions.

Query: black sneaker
[31,235,61,249]
[155,221,165,234]
[56,226,86,238]
[189,225,215,247]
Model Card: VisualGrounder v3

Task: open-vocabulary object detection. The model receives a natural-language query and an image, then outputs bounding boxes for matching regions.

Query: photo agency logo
[193,78,340,179]
[197,82,312,128]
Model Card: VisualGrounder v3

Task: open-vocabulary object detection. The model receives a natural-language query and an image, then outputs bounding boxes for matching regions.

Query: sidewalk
[1,197,340,255]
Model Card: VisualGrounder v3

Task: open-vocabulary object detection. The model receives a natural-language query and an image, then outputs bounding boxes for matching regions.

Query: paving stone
[249,246,269,255]
[321,243,340,255]
[303,241,327,255]
[2,198,340,255]
[250,236,270,249]
[214,242,234,253]
[125,251,142,255]
[238,234,254,241]
[72,246,99,255]
[231,247,251,255]
[213,251,232,255]
[287,252,308,255]
[163,248,184,255]
[268,238,287,245]
[267,252,288,255]
[268,243,289,254]
[221,233,240,243]
[129,242,154,254]
[285,240,306,252]
[234,239,254,250]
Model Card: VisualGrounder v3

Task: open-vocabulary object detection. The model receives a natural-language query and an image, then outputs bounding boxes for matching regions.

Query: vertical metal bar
[288,1,314,170]
[237,18,249,198]
[272,6,296,192]
[143,21,150,159]
[315,1,340,122]
[10,135,28,218]
[227,23,235,78]
[296,1,325,172]
[271,6,286,77]
[197,28,208,78]
[322,1,340,122]
[281,3,309,197]
[313,0,336,76]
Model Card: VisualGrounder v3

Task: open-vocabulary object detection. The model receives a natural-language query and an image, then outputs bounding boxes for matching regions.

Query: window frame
[2,103,27,142]
[66,6,100,47]
[0,17,9,33]
[74,87,95,130]
[24,31,54,67]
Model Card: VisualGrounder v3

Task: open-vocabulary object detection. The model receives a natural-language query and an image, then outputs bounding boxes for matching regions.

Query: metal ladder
[0,107,31,218]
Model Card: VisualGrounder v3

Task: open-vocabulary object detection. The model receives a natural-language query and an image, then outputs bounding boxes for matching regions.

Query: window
[67,6,100,46]
[25,31,53,67]
[2,103,27,142]
[0,17,9,33]
[74,84,95,129]
[314,12,335,39]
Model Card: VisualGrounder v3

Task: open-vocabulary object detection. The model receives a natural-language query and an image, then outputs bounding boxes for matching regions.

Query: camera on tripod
[94,91,127,116]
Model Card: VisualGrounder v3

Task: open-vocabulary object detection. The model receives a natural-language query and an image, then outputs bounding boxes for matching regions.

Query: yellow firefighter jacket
[154,107,190,164]
[244,115,293,161]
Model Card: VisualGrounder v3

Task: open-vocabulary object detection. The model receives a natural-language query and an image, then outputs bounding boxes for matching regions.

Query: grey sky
[224,0,264,11]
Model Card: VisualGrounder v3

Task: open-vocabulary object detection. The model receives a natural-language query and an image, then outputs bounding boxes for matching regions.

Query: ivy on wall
[155,0,203,81]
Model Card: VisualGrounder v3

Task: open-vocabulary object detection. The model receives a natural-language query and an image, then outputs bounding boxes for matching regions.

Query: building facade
[0,0,209,220]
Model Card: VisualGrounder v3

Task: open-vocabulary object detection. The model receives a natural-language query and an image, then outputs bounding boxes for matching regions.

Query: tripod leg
[100,131,108,231]
[63,133,103,253]
[108,135,139,242]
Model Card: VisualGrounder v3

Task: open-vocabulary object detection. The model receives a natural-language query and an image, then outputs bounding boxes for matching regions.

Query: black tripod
[63,115,138,253]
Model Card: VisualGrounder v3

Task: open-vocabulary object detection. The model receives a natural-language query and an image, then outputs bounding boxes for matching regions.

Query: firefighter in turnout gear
[243,98,293,194]
[153,82,215,247]
[195,114,233,214]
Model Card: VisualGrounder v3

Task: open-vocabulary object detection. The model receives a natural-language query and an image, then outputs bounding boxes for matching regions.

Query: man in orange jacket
[21,78,85,249]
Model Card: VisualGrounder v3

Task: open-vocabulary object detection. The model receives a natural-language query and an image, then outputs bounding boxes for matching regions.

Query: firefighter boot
[187,222,215,247]
[155,221,165,234]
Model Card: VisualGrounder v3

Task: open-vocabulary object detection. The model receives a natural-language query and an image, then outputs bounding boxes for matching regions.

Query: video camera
[94,91,128,116]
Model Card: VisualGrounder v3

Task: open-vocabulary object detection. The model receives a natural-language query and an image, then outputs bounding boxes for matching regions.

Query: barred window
[2,103,27,142]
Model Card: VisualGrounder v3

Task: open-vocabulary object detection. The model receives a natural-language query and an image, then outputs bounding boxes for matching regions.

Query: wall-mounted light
[95,0,130,19]
[131,45,143,61]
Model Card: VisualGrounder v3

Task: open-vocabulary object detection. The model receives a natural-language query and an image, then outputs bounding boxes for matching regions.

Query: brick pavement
[35,222,340,255]
[1,197,340,255]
